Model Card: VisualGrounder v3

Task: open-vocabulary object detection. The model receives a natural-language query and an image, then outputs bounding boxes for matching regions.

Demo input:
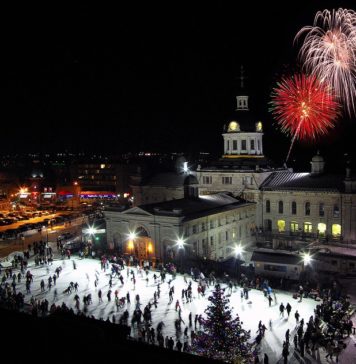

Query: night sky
[1,2,356,171]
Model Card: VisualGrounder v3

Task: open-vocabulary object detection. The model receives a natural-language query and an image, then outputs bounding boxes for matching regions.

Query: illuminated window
[317,223,326,236]
[100,164,105,169]
[228,121,240,132]
[318,203,324,217]
[305,202,311,216]
[332,224,341,237]
[266,200,271,213]
[277,220,286,232]
[304,222,312,233]
[290,221,298,232]
[278,201,283,214]
[291,201,297,215]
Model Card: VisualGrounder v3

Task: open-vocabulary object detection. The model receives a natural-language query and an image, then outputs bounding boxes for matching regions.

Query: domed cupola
[222,67,264,158]
[310,151,325,175]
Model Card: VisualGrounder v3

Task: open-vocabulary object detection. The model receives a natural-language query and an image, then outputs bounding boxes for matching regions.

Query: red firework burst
[270,73,340,140]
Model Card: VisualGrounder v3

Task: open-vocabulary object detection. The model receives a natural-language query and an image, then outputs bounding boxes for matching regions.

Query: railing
[254,230,342,243]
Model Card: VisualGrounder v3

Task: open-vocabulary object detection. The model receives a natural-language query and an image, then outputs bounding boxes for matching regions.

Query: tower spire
[238,65,246,89]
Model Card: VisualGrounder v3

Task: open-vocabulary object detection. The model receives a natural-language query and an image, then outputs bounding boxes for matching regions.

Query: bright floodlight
[183,162,189,173]
[88,227,97,235]
[128,232,137,240]
[176,238,185,249]
[303,252,312,265]
[234,244,243,256]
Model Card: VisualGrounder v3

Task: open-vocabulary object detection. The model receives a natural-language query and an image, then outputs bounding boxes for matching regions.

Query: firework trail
[270,73,340,162]
[295,8,356,116]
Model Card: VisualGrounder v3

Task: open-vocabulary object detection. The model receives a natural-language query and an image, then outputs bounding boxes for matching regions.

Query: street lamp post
[176,238,185,273]
[127,232,137,265]
[234,244,244,281]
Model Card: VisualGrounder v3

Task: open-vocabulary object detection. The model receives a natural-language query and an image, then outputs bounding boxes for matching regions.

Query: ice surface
[11,255,322,362]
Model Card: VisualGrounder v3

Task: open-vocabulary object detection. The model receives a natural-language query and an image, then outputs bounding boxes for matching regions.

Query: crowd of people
[0,240,355,363]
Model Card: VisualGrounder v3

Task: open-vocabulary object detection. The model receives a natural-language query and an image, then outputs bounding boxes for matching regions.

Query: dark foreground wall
[0,308,221,364]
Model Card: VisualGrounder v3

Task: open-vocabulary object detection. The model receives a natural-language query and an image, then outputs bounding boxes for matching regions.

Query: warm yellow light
[256,121,263,131]
[147,242,153,253]
[19,187,28,194]
[73,181,78,186]
[100,164,106,169]
[332,224,341,237]
[128,240,134,250]
[318,223,326,234]
[290,221,298,232]
[228,121,239,132]
[277,220,286,232]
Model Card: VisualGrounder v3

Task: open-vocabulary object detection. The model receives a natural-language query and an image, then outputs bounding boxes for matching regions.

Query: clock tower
[222,68,264,158]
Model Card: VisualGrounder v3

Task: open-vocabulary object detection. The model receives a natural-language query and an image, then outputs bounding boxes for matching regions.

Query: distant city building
[72,162,136,196]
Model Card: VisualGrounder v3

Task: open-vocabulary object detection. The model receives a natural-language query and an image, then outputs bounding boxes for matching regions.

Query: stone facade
[105,196,255,263]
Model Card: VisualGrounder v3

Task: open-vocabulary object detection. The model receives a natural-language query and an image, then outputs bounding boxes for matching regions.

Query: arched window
[332,224,341,237]
[277,220,286,232]
[305,202,311,216]
[266,200,270,213]
[290,221,298,232]
[333,204,340,218]
[319,203,325,217]
[278,201,283,214]
[317,223,326,237]
[291,201,297,215]
[304,222,312,233]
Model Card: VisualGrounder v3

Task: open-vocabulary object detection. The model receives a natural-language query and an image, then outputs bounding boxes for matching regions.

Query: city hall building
[105,83,356,276]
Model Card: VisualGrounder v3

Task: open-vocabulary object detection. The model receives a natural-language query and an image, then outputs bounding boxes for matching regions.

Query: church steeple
[236,65,249,111]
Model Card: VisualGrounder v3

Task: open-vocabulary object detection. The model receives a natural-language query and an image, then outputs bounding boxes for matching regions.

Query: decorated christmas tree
[192,284,254,363]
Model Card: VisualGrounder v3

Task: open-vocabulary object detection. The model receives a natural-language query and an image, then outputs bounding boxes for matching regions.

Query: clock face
[228,121,239,132]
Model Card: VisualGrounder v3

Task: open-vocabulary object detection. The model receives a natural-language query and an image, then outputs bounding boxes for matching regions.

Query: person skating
[294,310,300,323]
[279,303,285,317]
[286,302,292,317]
[282,342,289,364]
[263,353,269,364]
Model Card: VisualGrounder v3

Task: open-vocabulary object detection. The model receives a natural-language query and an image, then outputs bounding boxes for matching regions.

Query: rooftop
[260,172,347,192]
[119,193,254,220]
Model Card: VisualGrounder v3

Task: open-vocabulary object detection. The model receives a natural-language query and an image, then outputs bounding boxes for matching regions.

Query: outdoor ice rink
[7,253,323,362]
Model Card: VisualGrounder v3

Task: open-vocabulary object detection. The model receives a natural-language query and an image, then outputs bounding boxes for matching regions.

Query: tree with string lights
[191,284,255,363]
